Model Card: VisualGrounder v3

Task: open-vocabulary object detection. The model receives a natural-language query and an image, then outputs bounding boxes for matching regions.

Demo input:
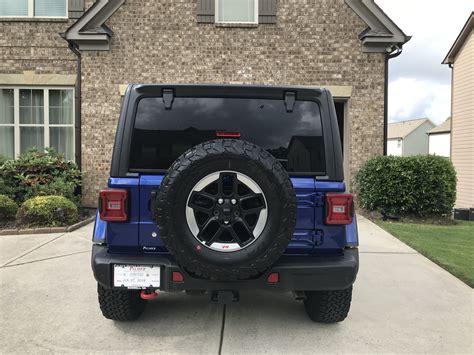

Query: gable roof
[345,0,411,53]
[62,0,125,51]
[387,118,435,140]
[64,0,410,51]
[443,12,474,65]
[427,118,451,135]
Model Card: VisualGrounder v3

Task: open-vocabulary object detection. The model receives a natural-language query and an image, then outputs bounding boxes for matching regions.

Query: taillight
[99,189,128,222]
[216,131,241,138]
[325,193,353,225]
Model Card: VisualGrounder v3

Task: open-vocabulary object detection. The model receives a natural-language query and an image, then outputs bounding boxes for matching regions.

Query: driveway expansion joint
[0,232,67,267]
[218,304,226,355]
[1,250,90,268]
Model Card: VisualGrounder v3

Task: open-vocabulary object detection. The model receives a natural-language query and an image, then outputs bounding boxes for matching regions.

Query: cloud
[376,0,473,124]
[388,78,451,124]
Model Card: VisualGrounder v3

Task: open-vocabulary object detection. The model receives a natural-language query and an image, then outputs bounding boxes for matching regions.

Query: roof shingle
[387,118,433,139]
[427,118,451,134]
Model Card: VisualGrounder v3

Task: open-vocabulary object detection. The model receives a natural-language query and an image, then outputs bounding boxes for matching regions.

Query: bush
[0,155,8,167]
[356,155,456,217]
[0,177,16,200]
[0,149,81,204]
[0,194,18,220]
[23,176,80,205]
[16,195,79,227]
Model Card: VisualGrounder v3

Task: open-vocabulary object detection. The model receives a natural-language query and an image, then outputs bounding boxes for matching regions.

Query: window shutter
[259,0,277,24]
[197,0,215,23]
[68,0,84,19]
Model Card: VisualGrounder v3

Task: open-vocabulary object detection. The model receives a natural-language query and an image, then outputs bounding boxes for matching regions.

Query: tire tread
[154,139,297,281]
[97,284,146,321]
[303,287,353,323]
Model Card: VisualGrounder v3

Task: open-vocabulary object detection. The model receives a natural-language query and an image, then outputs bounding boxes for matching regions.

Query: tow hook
[140,290,158,300]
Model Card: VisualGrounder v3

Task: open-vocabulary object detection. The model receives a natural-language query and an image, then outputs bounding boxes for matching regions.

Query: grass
[376,220,474,287]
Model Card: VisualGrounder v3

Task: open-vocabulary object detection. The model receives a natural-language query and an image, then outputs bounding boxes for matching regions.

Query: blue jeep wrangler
[92,84,358,322]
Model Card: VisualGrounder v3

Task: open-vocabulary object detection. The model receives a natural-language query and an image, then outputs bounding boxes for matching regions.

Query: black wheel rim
[185,171,268,252]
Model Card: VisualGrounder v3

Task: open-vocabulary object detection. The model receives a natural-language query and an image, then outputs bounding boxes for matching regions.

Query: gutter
[383,45,403,155]
[62,37,82,170]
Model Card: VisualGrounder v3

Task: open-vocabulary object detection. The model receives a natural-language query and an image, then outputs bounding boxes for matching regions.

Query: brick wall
[0,0,386,207]
[80,0,385,206]
[0,19,76,75]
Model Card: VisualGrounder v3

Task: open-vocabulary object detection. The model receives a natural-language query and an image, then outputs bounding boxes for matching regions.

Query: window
[216,0,258,24]
[0,88,74,160]
[130,97,325,174]
[0,0,67,18]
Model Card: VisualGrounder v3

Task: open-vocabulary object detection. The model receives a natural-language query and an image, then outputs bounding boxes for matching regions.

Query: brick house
[0,0,409,207]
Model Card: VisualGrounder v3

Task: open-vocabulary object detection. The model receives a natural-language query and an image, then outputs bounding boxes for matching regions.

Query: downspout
[384,45,403,155]
[448,62,453,160]
[67,42,82,170]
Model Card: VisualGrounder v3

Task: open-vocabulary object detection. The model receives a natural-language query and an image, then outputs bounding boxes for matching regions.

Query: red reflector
[99,189,128,222]
[267,272,279,284]
[325,193,353,225]
[216,131,241,138]
[172,271,184,283]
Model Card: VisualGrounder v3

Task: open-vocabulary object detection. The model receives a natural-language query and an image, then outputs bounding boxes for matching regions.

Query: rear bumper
[91,244,359,291]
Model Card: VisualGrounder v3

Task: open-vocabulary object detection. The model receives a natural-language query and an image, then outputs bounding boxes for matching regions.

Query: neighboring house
[387,118,435,156]
[427,118,451,158]
[0,0,410,207]
[443,12,474,209]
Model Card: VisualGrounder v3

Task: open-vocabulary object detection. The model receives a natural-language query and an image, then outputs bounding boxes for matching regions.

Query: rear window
[130,97,325,174]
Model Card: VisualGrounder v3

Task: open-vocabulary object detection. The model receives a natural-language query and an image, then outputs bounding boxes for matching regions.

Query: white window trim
[0,0,68,19]
[215,0,259,24]
[0,86,75,160]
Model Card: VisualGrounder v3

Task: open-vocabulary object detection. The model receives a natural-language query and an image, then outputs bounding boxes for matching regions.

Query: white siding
[429,133,451,157]
[387,139,402,156]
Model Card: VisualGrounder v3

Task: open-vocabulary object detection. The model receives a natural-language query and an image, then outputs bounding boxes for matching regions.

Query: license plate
[113,264,161,289]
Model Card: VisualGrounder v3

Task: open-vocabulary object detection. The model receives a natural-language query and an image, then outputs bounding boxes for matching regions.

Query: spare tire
[154,139,296,281]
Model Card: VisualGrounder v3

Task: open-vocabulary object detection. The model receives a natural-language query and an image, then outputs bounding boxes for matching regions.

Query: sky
[376,0,473,124]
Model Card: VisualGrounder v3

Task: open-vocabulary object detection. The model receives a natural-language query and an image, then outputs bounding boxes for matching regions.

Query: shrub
[0,155,7,167]
[0,177,16,200]
[17,195,79,227]
[0,149,81,203]
[24,176,80,205]
[0,194,18,220]
[356,155,456,217]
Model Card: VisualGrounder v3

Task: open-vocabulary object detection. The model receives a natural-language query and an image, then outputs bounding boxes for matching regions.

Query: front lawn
[376,220,474,287]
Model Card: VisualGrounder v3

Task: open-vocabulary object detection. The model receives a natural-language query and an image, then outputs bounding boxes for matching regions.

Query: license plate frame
[113,264,161,289]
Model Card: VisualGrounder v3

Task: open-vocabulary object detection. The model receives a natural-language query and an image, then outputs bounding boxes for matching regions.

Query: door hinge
[314,193,325,208]
[149,190,159,217]
[284,91,296,113]
[313,230,324,246]
[162,88,174,110]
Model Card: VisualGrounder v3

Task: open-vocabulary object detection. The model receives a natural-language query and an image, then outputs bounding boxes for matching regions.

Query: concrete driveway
[1,216,472,354]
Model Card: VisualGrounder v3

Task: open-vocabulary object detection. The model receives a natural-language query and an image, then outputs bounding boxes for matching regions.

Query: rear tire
[97,284,146,321]
[303,286,353,323]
